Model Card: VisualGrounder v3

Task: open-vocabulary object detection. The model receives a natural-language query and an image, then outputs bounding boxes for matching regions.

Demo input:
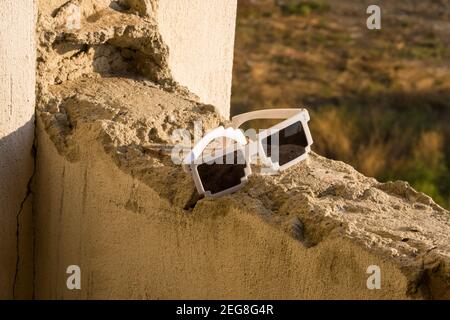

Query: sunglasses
[183,108,313,198]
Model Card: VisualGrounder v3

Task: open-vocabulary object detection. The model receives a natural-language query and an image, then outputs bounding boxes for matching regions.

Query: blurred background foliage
[231,0,450,208]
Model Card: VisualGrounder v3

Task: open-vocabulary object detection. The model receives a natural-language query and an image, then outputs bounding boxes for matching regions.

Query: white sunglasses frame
[233,108,313,172]
[183,127,253,198]
[183,108,313,198]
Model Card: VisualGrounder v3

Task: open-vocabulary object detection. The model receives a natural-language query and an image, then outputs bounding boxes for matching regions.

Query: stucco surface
[35,120,411,299]
[37,0,237,118]
[31,0,450,300]
[33,75,449,299]
[157,0,237,118]
[0,0,36,299]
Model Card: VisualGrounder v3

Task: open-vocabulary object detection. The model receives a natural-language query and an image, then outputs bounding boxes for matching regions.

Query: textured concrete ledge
[37,0,236,117]
[34,75,450,299]
[33,0,450,299]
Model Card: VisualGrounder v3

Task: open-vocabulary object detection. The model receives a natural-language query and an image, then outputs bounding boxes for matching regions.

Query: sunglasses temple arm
[230,108,308,128]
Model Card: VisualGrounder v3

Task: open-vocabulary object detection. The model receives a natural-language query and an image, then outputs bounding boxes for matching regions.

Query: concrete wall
[28,0,450,300]
[34,123,410,299]
[157,0,237,118]
[37,0,237,119]
[0,0,36,299]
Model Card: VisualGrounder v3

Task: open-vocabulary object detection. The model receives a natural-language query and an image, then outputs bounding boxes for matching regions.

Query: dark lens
[261,121,308,166]
[197,150,247,195]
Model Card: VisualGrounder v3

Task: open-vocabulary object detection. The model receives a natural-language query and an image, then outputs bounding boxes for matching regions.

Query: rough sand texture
[37,0,236,117]
[33,0,450,299]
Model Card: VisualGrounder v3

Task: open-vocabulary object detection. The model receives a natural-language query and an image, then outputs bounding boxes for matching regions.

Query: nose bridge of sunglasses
[183,126,248,166]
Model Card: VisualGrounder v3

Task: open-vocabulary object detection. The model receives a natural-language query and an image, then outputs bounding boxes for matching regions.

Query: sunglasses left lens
[261,121,309,166]
[196,150,247,195]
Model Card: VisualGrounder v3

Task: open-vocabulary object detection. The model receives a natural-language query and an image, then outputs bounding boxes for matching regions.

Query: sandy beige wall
[37,0,237,119]
[34,121,410,299]
[31,0,449,300]
[0,0,36,299]
[157,0,237,118]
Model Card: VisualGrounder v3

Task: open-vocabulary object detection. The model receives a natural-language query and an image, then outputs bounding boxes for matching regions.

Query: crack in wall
[12,121,37,299]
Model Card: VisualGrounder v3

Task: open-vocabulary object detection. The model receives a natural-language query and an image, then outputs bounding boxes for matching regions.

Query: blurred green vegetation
[231,0,450,208]
[277,0,330,16]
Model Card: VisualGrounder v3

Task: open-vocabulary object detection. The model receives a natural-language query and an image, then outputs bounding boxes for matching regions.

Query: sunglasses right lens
[197,150,247,195]
[261,121,309,166]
